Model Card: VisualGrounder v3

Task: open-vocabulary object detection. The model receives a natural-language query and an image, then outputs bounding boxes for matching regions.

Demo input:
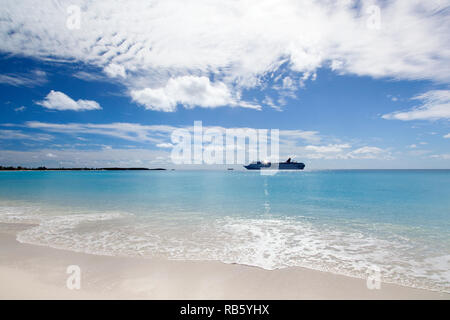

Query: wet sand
[0,223,448,300]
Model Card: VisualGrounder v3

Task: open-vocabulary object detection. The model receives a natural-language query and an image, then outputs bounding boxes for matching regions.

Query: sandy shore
[0,223,448,300]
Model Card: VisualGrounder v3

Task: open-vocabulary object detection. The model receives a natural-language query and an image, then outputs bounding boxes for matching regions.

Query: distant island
[0,166,166,171]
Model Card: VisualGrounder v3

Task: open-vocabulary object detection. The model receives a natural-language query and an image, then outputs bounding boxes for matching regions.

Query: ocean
[0,170,449,292]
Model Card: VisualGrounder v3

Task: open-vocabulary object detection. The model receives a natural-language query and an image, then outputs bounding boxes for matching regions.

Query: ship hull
[244,162,305,170]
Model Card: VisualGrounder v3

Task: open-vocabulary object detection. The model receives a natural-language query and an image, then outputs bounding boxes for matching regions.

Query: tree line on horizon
[0,166,165,171]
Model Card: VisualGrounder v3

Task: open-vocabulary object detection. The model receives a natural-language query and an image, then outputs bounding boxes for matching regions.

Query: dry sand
[0,223,448,300]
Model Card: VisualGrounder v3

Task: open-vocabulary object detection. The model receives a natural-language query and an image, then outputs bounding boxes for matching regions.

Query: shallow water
[0,170,449,292]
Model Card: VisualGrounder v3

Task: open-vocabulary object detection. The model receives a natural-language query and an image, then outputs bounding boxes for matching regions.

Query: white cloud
[279,130,321,144]
[104,63,126,78]
[300,144,391,160]
[262,96,282,111]
[0,70,47,87]
[20,121,323,151]
[282,76,295,90]
[24,121,176,144]
[1,1,449,110]
[382,90,450,121]
[36,90,102,111]
[0,129,53,141]
[409,144,417,148]
[131,76,260,112]
[1,121,399,166]
[0,148,170,168]
[350,147,383,154]
[408,149,431,157]
[430,154,450,160]
[72,71,106,82]
[444,133,450,139]
[14,106,26,112]
[347,146,386,159]
[156,143,174,148]
[299,72,316,88]
[305,144,351,153]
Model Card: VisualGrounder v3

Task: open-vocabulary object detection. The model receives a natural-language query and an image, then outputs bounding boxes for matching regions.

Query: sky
[0,0,449,169]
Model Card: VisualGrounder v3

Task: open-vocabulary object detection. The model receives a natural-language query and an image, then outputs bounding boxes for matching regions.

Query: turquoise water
[0,170,449,292]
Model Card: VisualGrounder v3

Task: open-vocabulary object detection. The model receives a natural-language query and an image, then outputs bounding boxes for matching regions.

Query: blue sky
[0,0,449,169]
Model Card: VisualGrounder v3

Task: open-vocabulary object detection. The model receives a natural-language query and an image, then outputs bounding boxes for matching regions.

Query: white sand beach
[0,223,448,300]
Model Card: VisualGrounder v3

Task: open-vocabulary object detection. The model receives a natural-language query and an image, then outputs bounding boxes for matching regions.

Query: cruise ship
[244,158,305,170]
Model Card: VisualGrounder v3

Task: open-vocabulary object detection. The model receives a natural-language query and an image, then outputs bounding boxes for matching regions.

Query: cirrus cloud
[347,146,386,159]
[0,129,53,141]
[0,69,48,87]
[382,90,450,121]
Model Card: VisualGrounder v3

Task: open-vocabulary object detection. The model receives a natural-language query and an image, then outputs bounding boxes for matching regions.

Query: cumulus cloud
[444,133,450,139]
[382,90,450,121]
[36,90,102,111]
[130,76,260,112]
[1,1,449,111]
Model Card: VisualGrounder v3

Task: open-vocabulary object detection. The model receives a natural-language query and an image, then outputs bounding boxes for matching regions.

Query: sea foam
[2,202,448,293]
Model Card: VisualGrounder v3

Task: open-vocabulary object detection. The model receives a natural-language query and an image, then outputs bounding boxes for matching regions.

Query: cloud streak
[382,90,450,121]
[0,148,170,167]
[0,121,397,167]
[24,121,175,144]
[0,70,47,87]
[0,129,53,141]
[13,121,391,162]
